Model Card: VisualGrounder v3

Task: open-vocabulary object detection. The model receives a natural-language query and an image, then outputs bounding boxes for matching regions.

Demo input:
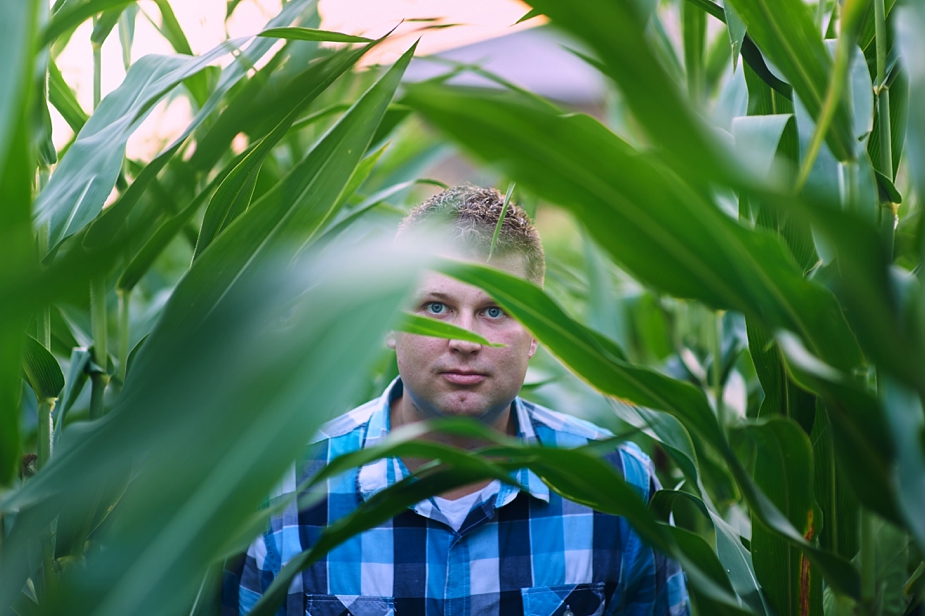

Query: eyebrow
[415,290,494,303]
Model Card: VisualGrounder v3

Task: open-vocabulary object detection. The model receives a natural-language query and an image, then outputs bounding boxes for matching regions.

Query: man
[233,185,690,615]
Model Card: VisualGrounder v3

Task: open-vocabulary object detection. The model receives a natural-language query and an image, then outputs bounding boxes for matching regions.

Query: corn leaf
[397,313,503,348]
[21,336,64,401]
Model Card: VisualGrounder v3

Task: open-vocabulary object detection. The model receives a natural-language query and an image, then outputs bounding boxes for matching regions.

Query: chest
[293,495,630,616]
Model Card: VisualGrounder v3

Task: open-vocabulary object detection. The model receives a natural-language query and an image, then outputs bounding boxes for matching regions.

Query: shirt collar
[356,377,550,505]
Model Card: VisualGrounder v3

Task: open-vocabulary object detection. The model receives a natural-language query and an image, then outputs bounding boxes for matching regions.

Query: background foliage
[1,0,924,614]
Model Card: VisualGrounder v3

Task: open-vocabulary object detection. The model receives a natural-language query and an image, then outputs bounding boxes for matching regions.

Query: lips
[440,370,487,386]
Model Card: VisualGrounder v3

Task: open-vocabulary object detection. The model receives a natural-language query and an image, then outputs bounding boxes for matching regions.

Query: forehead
[414,254,528,298]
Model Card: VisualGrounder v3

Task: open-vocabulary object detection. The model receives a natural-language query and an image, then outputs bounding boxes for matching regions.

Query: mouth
[440,370,487,386]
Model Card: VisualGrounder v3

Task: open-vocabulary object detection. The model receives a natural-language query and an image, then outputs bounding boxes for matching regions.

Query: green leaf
[53,348,92,443]
[0,0,39,488]
[21,336,65,401]
[725,1,747,70]
[724,0,856,161]
[89,4,126,46]
[879,374,925,557]
[194,44,378,259]
[651,489,774,616]
[0,248,425,614]
[874,168,902,203]
[525,0,730,182]
[437,260,861,598]
[258,26,372,44]
[0,0,38,176]
[397,313,504,348]
[117,195,202,292]
[80,0,319,251]
[741,417,823,616]
[775,331,900,524]
[406,86,864,375]
[42,0,136,46]
[34,40,241,254]
[151,0,192,54]
[895,4,925,198]
[516,8,543,24]
[48,59,88,133]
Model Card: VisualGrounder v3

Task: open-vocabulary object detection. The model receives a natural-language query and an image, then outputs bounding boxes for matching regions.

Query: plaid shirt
[234,379,690,616]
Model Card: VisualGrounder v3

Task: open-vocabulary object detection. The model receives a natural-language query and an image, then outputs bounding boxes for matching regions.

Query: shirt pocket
[521,582,605,616]
[305,594,395,616]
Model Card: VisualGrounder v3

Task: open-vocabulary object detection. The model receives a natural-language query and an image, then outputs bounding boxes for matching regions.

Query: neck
[389,391,516,495]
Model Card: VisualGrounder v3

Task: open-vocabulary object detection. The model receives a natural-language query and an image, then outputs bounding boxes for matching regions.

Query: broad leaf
[34,41,242,254]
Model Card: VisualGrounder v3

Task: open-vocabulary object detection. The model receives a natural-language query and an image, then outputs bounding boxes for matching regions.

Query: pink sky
[51,0,540,160]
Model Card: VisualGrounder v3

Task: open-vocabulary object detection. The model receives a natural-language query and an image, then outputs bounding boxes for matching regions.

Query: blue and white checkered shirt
[234,379,690,616]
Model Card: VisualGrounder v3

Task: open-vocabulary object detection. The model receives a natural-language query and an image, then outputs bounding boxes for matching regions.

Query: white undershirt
[432,480,501,531]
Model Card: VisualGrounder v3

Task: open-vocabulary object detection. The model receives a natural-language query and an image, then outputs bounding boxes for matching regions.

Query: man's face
[388,255,537,423]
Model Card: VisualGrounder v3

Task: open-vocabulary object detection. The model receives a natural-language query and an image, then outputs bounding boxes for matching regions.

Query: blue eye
[485,307,504,319]
[426,302,446,315]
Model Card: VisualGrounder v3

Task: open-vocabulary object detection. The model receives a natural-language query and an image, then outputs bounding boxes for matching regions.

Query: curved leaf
[740,417,823,616]
[723,0,855,161]
[42,0,135,46]
[397,313,503,348]
[191,45,380,259]
[438,260,861,598]
[407,86,865,376]
[21,336,64,401]
[258,26,372,44]
[80,0,319,251]
[651,490,773,616]
[34,41,242,254]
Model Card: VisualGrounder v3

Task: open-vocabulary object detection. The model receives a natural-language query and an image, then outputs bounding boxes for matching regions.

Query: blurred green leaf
[775,331,900,525]
[48,59,88,134]
[725,1,746,71]
[81,0,318,251]
[742,417,823,616]
[526,0,731,181]
[879,374,925,558]
[724,0,855,161]
[439,260,861,597]
[0,248,423,614]
[0,0,39,488]
[42,0,136,46]
[21,336,64,401]
[35,40,241,255]
[258,26,373,43]
[397,313,504,347]
[150,0,192,54]
[406,86,864,375]
[89,4,126,46]
[53,348,91,443]
[895,4,925,199]
[651,489,773,616]
[194,44,379,259]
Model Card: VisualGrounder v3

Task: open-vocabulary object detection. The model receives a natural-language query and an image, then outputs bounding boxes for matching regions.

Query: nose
[448,336,482,354]
[448,312,482,354]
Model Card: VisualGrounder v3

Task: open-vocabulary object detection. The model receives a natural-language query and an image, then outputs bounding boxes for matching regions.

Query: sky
[52,0,539,160]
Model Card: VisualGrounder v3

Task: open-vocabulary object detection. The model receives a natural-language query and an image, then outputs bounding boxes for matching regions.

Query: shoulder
[312,396,382,443]
[520,398,657,498]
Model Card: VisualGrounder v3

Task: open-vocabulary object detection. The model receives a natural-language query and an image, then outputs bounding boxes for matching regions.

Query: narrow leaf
[397,313,503,347]
[258,26,373,44]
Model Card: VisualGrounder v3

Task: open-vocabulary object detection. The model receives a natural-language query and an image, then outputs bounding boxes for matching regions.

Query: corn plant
[2,0,925,615]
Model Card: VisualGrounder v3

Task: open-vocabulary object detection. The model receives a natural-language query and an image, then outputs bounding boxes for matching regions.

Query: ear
[385,331,397,349]
[528,338,537,359]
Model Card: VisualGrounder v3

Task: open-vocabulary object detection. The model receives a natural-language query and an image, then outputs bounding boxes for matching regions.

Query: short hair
[396,185,545,284]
